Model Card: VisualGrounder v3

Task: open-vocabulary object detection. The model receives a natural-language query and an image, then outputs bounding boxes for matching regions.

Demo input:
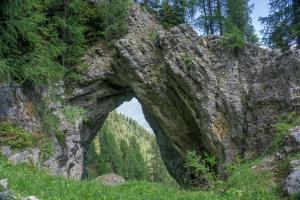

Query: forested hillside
[85,111,176,185]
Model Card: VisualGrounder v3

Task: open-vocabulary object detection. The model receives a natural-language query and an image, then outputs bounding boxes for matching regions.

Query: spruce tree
[128,136,148,180]
[260,0,300,50]
[97,125,123,175]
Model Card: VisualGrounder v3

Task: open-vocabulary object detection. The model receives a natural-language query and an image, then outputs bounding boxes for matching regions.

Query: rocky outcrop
[95,173,126,186]
[0,4,300,185]
[284,159,300,196]
[283,127,300,196]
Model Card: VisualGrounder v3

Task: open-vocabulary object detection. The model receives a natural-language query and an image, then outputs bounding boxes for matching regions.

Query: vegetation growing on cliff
[0,121,33,150]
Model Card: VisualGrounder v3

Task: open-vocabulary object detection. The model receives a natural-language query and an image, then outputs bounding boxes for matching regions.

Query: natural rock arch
[63,5,300,183]
[1,5,299,185]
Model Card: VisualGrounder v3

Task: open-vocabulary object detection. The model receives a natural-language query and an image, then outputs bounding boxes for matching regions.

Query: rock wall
[0,4,300,184]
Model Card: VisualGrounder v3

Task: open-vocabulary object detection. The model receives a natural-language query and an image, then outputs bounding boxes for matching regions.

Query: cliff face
[0,5,300,184]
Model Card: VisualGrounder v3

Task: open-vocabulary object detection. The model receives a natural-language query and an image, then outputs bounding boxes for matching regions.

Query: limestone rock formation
[284,159,300,196]
[0,4,300,185]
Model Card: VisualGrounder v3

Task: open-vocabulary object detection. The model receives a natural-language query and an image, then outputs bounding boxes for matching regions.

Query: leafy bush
[0,121,33,150]
[220,24,245,53]
[61,105,88,125]
[184,151,217,188]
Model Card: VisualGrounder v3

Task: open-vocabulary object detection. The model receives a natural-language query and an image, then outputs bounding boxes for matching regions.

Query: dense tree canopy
[0,0,129,84]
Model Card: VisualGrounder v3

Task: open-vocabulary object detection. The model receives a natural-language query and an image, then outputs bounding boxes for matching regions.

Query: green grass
[0,156,286,200]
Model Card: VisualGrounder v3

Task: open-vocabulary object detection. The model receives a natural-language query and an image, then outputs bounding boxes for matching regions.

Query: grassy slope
[0,156,284,200]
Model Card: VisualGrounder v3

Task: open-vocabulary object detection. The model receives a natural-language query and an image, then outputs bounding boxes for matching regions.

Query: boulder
[284,159,300,197]
[0,190,16,200]
[0,179,8,191]
[95,173,126,186]
[284,126,300,154]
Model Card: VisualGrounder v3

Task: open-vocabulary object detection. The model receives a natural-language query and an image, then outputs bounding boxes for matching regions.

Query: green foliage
[259,0,300,50]
[0,121,34,150]
[184,151,217,188]
[183,54,193,66]
[147,28,158,42]
[96,0,129,41]
[271,112,300,151]
[97,129,124,176]
[159,0,186,29]
[0,0,130,85]
[85,111,173,184]
[147,137,177,186]
[219,163,279,200]
[35,102,65,147]
[38,138,54,163]
[220,24,245,52]
[225,0,258,43]
[61,105,88,125]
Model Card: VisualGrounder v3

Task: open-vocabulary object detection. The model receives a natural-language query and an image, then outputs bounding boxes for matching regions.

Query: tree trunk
[201,0,210,36]
[216,0,223,35]
[207,0,214,35]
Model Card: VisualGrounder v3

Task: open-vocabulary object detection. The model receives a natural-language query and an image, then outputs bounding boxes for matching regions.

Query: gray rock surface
[284,126,300,153]
[284,159,300,196]
[95,173,126,186]
[0,179,8,191]
[0,4,300,184]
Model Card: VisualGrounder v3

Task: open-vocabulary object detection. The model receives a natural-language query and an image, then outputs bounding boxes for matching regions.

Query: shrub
[0,121,33,150]
[183,55,193,66]
[61,105,88,125]
[220,25,245,53]
[184,151,217,188]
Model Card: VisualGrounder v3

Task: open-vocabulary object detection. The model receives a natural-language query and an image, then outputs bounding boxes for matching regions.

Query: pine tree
[97,125,123,175]
[260,0,300,50]
[225,0,258,42]
[148,138,165,182]
[128,136,148,180]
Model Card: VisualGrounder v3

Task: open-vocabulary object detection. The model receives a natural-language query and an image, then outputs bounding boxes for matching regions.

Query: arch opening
[83,97,177,185]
